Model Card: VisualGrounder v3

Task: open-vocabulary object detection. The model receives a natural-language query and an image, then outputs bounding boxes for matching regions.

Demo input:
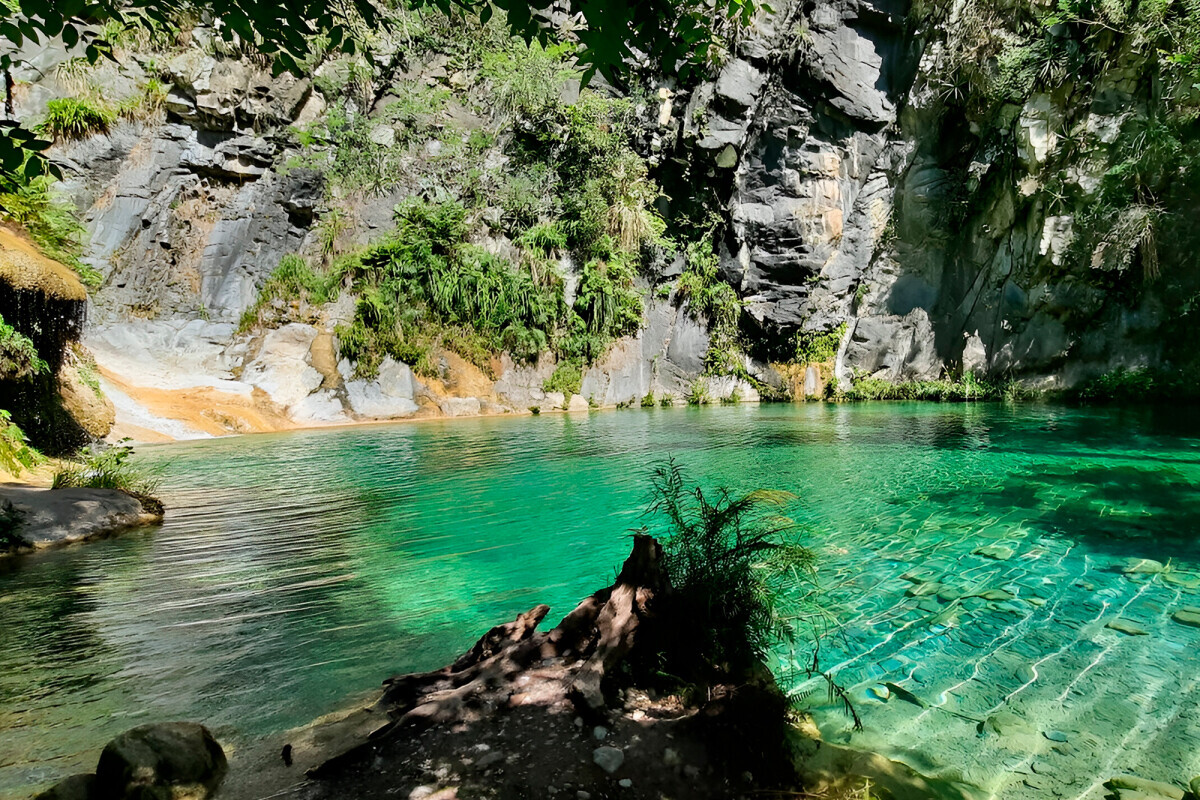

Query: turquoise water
[2,404,1200,798]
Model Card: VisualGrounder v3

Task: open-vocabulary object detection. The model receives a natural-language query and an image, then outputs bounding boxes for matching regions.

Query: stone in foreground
[592,746,625,774]
[95,722,228,799]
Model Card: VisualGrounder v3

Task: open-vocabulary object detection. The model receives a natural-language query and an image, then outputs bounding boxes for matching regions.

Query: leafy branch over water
[643,457,814,669]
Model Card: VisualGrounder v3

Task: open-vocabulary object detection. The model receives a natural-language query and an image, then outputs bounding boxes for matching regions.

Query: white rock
[592,726,608,740]
[567,394,590,413]
[618,779,632,788]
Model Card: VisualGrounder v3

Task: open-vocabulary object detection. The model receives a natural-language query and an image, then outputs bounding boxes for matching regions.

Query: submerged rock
[36,723,226,800]
[1121,558,1165,575]
[1106,619,1149,636]
[1162,572,1200,589]
[1104,774,1185,799]
[32,774,96,800]
[1171,607,1200,628]
[592,747,625,774]
[974,544,1015,560]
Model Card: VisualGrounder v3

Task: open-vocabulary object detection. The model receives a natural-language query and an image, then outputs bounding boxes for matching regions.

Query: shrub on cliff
[36,98,117,142]
[53,441,160,499]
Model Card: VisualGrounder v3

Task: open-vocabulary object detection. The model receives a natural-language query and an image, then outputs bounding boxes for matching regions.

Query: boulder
[95,722,227,800]
[33,774,97,800]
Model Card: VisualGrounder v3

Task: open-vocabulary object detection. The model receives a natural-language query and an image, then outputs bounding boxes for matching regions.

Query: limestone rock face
[94,722,227,800]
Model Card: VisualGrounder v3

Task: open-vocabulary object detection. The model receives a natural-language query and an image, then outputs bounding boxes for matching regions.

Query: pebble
[592,726,608,740]
[663,748,681,767]
[618,779,632,788]
[577,793,591,800]
[684,765,701,779]
[592,747,624,774]
[475,751,505,769]
[1044,730,1068,743]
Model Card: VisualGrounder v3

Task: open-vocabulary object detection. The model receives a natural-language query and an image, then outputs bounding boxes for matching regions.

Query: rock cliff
[8,0,1195,439]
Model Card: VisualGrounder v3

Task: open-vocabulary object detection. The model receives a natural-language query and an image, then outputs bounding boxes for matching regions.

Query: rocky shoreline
[0,484,163,556]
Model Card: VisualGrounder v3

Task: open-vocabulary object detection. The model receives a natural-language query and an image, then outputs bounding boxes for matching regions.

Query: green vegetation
[36,97,117,141]
[830,371,1022,402]
[238,254,337,332]
[544,360,583,396]
[0,176,101,287]
[644,458,814,670]
[677,235,743,375]
[1,0,768,188]
[0,313,46,379]
[52,441,160,498]
[0,410,42,477]
[794,323,846,364]
[686,378,710,406]
[925,0,1200,284]
[640,391,656,408]
[1072,366,1199,402]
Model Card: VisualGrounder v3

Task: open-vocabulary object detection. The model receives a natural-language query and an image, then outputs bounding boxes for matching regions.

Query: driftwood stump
[308,534,666,780]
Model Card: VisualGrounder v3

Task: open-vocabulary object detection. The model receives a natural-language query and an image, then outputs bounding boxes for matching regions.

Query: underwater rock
[1043,730,1068,743]
[977,712,1033,738]
[1104,774,1185,799]
[975,588,1016,602]
[1016,665,1037,683]
[1106,619,1149,636]
[1171,608,1200,628]
[1122,558,1165,575]
[1190,776,1200,797]
[1163,572,1200,590]
[974,544,1015,560]
[883,683,926,708]
[905,582,941,598]
[592,747,625,774]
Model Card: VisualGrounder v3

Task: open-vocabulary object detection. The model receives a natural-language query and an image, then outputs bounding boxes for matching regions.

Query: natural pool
[2,403,1199,799]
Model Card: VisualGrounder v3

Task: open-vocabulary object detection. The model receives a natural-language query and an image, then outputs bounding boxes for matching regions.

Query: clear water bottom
[1,403,1198,798]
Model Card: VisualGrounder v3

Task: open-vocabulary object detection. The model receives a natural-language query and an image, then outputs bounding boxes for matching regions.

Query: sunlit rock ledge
[0,485,163,555]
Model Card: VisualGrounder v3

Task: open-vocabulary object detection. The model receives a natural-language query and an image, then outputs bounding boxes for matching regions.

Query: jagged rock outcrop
[670,0,1198,385]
